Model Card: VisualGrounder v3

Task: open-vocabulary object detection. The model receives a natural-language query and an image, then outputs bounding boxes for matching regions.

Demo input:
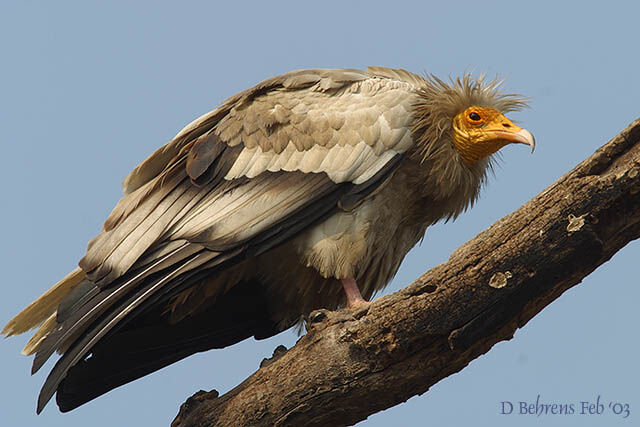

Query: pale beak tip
[517,128,535,154]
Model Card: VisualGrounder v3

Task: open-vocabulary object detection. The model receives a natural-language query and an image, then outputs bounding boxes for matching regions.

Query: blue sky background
[1,1,638,426]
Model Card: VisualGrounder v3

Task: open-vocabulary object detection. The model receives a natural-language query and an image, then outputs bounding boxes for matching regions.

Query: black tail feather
[55,278,279,412]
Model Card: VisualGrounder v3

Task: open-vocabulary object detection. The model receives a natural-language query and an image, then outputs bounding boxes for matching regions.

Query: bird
[3,66,534,414]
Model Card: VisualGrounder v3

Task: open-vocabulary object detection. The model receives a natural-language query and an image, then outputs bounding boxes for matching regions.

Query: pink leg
[341,277,369,308]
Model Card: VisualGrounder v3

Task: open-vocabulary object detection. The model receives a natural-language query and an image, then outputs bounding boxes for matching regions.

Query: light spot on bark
[489,271,512,289]
[567,214,586,233]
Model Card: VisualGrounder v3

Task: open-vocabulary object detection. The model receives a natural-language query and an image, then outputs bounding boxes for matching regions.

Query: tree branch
[172,119,640,427]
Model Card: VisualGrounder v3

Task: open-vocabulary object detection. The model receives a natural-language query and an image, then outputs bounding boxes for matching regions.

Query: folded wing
[20,67,422,412]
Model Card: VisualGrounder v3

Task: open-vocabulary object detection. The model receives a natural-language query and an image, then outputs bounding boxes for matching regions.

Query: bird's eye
[468,112,481,121]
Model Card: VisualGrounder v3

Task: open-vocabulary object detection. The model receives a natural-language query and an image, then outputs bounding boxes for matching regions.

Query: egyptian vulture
[3,66,534,413]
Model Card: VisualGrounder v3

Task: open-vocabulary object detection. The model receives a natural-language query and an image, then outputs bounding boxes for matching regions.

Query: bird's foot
[341,277,370,309]
[304,278,370,332]
[305,309,331,332]
[347,298,371,310]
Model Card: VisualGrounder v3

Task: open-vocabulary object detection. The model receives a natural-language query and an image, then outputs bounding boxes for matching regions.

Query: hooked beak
[494,128,536,153]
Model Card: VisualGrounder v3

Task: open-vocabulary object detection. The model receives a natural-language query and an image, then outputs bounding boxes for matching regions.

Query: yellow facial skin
[452,106,535,165]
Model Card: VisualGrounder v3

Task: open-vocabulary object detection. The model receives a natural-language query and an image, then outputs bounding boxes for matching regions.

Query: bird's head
[451,106,535,165]
[411,74,534,168]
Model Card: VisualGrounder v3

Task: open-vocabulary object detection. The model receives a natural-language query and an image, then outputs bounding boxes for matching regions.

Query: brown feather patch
[186,133,224,181]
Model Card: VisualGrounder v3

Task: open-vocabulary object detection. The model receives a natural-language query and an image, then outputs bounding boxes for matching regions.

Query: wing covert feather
[121,67,421,195]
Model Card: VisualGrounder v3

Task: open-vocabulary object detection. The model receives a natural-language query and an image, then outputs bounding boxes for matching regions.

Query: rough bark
[172,119,640,427]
